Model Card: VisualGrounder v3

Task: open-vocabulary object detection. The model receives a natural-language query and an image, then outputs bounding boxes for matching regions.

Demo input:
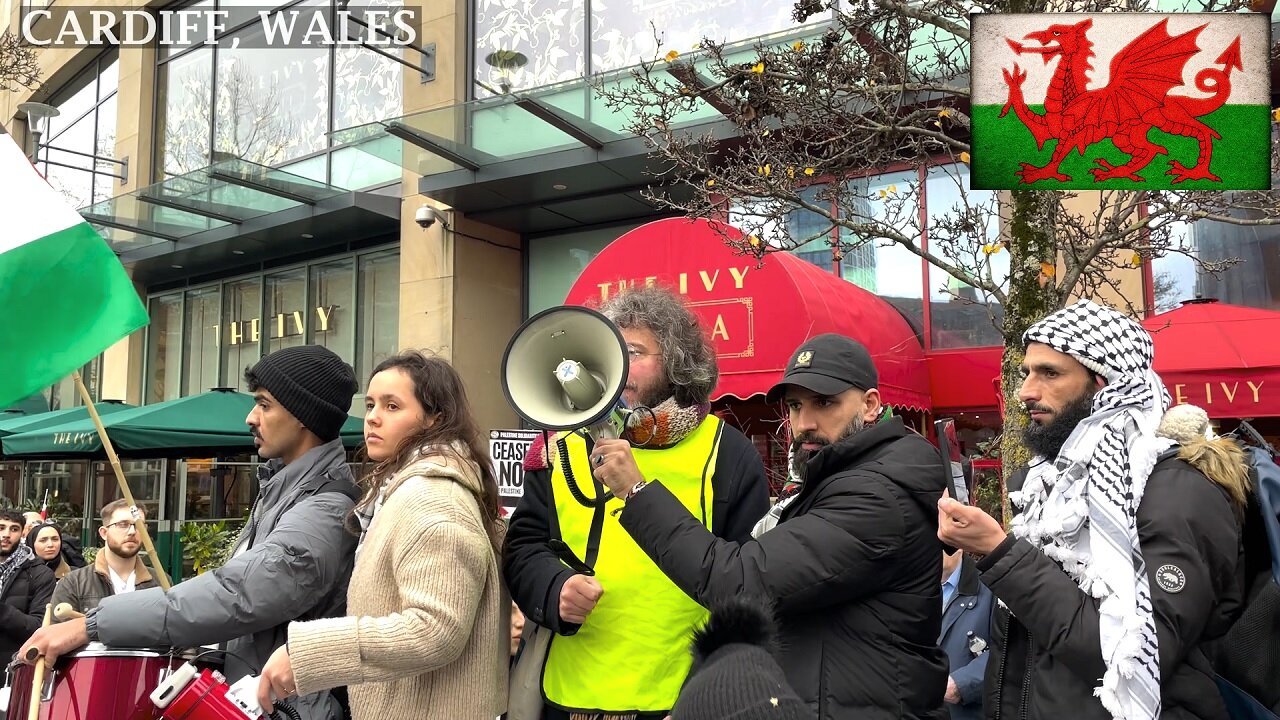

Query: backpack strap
[312,469,361,503]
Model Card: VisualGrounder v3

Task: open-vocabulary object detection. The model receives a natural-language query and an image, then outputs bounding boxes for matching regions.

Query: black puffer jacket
[981,450,1242,720]
[620,416,950,720]
[0,556,56,662]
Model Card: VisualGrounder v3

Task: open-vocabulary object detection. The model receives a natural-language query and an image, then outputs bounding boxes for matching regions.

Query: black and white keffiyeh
[1014,300,1173,720]
[0,541,34,592]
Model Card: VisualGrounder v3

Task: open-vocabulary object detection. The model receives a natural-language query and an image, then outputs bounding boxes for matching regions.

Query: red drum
[4,644,185,720]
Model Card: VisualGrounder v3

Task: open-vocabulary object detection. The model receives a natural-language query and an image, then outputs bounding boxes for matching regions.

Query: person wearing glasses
[51,499,159,615]
[504,285,770,720]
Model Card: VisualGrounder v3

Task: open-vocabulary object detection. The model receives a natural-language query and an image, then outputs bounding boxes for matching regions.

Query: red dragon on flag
[999,17,1241,184]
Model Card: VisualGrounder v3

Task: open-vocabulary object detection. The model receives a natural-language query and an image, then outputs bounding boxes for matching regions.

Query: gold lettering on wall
[597,266,753,303]
[1172,379,1267,407]
[710,314,730,341]
[224,305,339,346]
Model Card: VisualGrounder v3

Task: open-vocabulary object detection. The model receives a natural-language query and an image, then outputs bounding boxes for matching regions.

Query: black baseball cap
[766,333,879,403]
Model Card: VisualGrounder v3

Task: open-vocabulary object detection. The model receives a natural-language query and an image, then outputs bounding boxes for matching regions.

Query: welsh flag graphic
[0,123,148,407]
[971,13,1271,190]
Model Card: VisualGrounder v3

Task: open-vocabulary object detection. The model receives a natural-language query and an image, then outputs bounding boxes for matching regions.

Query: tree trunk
[997,189,1058,525]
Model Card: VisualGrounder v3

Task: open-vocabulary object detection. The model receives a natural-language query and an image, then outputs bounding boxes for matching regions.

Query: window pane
[309,259,355,363]
[44,158,94,209]
[926,164,1005,349]
[527,226,628,315]
[1153,214,1280,312]
[98,52,119,101]
[147,293,184,404]
[184,460,255,521]
[592,0,818,74]
[27,460,90,539]
[1,461,21,508]
[265,268,307,354]
[356,251,400,383]
[728,187,836,272]
[215,26,330,165]
[157,47,213,179]
[837,170,925,334]
[334,43,403,131]
[184,286,222,396]
[94,459,165,521]
[47,75,97,141]
[474,0,585,94]
[1151,222,1196,313]
[159,0,214,59]
[221,278,263,390]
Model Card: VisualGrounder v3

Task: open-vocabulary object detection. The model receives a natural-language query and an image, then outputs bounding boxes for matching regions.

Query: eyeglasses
[105,520,139,532]
[626,347,660,359]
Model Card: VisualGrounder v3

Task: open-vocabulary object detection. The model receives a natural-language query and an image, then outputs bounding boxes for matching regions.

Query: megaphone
[501,305,631,441]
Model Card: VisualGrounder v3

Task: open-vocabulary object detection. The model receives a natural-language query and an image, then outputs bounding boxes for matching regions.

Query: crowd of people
[0,287,1274,720]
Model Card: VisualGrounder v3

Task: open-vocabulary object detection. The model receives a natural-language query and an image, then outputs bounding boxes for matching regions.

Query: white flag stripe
[0,134,89,255]
[972,13,1270,106]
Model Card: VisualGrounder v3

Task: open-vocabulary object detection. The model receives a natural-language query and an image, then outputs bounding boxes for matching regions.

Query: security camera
[415,205,448,230]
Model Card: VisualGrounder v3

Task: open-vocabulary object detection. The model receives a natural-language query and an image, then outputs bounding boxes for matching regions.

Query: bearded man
[595,333,950,720]
[939,300,1243,720]
[51,499,160,615]
[504,286,769,720]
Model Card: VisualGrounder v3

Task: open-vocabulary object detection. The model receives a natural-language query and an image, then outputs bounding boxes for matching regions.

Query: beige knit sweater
[288,448,509,719]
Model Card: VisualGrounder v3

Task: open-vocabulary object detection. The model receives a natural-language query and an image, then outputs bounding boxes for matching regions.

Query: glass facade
[35,51,120,211]
[355,251,402,383]
[716,164,1001,350]
[1152,215,1280,313]
[154,0,403,187]
[526,223,645,316]
[473,0,829,95]
[925,165,1005,348]
[145,247,399,402]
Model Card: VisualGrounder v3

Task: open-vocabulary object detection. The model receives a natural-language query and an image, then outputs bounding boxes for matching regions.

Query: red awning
[1143,300,1280,418]
[563,218,931,409]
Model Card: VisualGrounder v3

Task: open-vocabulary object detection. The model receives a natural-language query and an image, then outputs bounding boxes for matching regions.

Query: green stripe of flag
[972,104,1271,191]
[0,222,149,407]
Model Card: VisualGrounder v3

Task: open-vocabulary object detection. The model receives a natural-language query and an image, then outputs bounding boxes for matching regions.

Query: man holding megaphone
[503,286,770,720]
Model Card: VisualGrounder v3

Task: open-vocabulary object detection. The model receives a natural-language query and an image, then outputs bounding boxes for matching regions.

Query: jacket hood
[1173,437,1252,517]
[804,416,946,514]
[390,441,486,498]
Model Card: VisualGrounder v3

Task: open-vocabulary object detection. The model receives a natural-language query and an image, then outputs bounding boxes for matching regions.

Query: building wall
[4,0,527,430]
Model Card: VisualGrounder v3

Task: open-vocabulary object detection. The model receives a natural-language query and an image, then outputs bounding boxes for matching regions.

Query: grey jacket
[95,439,359,720]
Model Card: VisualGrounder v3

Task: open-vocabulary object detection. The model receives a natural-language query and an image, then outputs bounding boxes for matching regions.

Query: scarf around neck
[522,397,710,473]
[0,542,34,592]
[1015,300,1172,720]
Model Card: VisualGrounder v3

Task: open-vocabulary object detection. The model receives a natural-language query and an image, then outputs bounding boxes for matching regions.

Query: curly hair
[600,286,718,407]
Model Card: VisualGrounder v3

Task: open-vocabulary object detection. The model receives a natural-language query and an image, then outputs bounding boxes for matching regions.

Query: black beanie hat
[246,345,358,442]
[672,598,809,720]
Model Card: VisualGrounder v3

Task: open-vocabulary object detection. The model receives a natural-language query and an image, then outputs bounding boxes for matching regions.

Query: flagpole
[72,371,172,591]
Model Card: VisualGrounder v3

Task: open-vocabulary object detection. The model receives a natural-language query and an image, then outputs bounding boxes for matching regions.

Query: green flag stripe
[0,222,149,406]
[971,104,1271,191]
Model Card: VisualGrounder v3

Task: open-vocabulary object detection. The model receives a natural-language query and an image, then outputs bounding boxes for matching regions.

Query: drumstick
[52,604,83,622]
[28,603,53,720]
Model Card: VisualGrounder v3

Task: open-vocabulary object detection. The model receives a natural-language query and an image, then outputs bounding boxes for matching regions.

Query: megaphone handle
[589,420,619,441]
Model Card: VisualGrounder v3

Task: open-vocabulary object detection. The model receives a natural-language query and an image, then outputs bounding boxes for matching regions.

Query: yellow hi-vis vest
[542,416,723,714]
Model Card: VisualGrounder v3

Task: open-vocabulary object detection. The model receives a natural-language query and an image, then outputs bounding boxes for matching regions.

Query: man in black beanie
[21,345,361,720]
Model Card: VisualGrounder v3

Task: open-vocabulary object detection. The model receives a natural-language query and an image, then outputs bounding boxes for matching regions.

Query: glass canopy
[80,158,350,252]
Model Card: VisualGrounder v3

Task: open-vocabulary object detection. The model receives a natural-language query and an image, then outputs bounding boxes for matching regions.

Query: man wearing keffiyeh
[939,300,1243,720]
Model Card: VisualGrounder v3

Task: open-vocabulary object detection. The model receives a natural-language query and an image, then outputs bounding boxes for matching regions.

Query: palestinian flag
[0,122,148,407]
[971,12,1271,190]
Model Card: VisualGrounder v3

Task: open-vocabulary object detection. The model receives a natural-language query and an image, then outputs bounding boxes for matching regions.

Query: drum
[4,644,186,720]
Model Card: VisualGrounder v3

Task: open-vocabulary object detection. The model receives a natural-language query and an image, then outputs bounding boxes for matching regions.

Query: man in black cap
[594,333,950,720]
[21,345,361,720]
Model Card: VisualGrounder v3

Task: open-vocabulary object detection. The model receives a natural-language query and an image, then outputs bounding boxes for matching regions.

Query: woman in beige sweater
[257,351,508,719]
